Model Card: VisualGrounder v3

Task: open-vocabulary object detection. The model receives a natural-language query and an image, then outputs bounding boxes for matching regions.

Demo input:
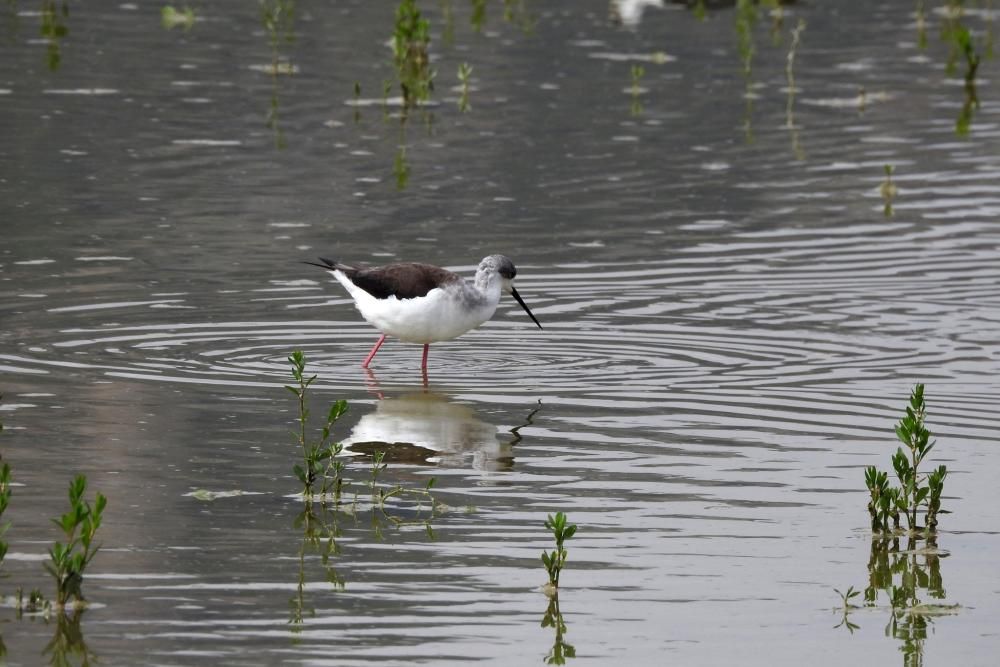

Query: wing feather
[306,258,461,300]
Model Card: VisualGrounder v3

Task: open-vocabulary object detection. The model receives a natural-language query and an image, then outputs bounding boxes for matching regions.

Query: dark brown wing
[351,263,461,300]
[305,258,462,299]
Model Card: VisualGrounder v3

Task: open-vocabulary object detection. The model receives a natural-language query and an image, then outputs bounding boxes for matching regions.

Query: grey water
[2,0,999,664]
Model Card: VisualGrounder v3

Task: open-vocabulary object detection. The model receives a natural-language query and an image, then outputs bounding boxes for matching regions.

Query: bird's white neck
[474,269,500,294]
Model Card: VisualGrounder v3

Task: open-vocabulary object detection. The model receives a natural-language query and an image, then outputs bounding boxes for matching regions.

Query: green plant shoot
[44,475,107,608]
[0,458,9,570]
[541,512,577,593]
[392,0,434,110]
[286,351,348,498]
[865,384,947,534]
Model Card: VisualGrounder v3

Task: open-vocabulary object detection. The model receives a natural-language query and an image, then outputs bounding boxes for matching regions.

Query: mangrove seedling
[541,512,576,595]
[470,0,487,32]
[735,0,758,79]
[916,0,928,49]
[45,475,106,608]
[161,5,195,30]
[368,450,387,497]
[952,26,981,136]
[261,0,296,47]
[865,384,947,534]
[833,585,861,632]
[692,0,707,21]
[880,164,897,217]
[0,457,9,570]
[353,81,362,123]
[394,143,410,190]
[458,62,473,112]
[382,78,393,115]
[259,0,297,149]
[782,18,807,159]
[15,587,50,617]
[630,64,645,116]
[40,0,69,71]
[286,350,349,498]
[392,0,434,111]
[0,398,8,571]
[835,585,861,609]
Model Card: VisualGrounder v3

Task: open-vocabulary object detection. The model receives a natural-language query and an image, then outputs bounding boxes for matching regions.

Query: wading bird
[306,255,542,370]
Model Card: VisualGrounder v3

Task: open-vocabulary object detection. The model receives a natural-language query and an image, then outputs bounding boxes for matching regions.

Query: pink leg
[421,343,430,370]
[362,334,386,368]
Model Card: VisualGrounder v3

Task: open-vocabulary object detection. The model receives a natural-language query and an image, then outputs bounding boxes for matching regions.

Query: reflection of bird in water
[342,392,513,471]
[306,255,542,371]
[610,0,666,28]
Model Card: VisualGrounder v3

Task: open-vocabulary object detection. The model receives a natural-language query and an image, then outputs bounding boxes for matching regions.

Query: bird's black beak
[511,286,542,330]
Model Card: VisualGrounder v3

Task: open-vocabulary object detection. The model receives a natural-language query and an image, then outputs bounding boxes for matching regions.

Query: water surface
[2,1,1000,665]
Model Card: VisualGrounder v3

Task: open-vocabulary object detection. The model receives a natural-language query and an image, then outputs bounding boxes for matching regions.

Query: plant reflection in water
[541,594,575,665]
[863,534,958,666]
[287,474,440,633]
[289,498,344,632]
[43,610,97,667]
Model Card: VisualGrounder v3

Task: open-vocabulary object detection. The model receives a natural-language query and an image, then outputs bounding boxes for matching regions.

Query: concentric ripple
[4,211,998,450]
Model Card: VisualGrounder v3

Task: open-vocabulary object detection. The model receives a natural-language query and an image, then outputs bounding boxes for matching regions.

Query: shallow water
[2,1,1000,665]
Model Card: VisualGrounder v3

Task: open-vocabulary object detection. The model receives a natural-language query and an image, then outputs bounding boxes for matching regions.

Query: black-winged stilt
[306,254,542,369]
